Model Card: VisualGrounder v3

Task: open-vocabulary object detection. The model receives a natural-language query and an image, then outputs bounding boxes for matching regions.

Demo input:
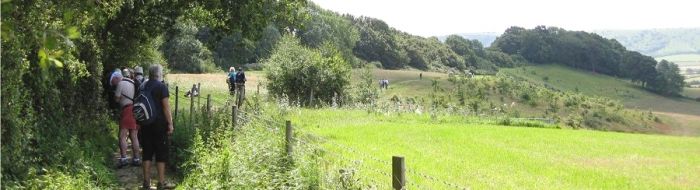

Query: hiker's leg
[157,162,166,184]
[130,129,141,159]
[119,128,128,158]
[143,160,151,184]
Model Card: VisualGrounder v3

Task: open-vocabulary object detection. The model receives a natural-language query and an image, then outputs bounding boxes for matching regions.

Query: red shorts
[120,104,138,130]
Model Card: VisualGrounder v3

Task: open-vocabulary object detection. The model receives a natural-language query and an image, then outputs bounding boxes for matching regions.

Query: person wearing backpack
[235,67,247,107]
[227,67,237,95]
[134,66,145,87]
[114,69,141,168]
[138,64,175,189]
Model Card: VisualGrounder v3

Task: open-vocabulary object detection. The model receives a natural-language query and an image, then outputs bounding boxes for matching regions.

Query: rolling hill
[595,28,700,57]
[502,64,700,135]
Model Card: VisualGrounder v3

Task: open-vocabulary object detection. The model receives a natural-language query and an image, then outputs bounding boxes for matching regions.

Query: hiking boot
[117,158,129,169]
[142,180,151,190]
[132,158,142,166]
[157,181,175,190]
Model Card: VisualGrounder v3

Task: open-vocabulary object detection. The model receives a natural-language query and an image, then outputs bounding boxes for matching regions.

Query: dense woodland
[492,26,686,95]
[0,0,689,188]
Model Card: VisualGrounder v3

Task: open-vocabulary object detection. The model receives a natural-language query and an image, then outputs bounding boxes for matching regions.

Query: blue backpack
[133,81,160,126]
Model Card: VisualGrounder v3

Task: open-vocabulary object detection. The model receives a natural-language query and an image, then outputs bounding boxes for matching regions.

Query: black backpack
[235,71,246,83]
[133,80,160,126]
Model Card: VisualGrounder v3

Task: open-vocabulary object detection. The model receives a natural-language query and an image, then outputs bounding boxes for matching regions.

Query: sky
[310,0,700,37]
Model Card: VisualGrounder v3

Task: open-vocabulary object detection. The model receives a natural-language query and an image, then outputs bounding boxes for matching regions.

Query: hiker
[420,73,422,80]
[235,67,247,107]
[140,64,174,189]
[107,69,123,118]
[114,69,141,168]
[134,66,145,85]
[227,67,236,95]
[184,84,199,98]
[379,79,389,90]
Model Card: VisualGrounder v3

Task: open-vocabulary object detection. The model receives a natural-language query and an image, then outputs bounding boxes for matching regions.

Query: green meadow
[291,108,700,189]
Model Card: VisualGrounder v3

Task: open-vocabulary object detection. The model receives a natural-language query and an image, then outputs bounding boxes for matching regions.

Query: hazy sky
[311,0,700,37]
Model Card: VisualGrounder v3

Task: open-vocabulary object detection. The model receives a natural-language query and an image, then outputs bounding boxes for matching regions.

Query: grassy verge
[291,108,700,189]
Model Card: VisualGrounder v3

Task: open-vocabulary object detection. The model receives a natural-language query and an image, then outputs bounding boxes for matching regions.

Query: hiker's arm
[162,97,174,135]
[114,85,122,102]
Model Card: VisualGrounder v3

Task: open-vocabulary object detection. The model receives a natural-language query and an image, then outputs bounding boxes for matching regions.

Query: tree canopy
[492,26,686,95]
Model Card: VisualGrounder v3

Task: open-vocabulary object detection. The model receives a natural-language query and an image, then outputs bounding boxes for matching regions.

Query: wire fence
[170,83,479,189]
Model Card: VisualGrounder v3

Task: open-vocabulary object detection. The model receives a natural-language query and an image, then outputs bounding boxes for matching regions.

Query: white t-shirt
[115,78,135,107]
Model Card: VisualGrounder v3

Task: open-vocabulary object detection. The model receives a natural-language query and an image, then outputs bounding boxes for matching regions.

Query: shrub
[264,36,351,107]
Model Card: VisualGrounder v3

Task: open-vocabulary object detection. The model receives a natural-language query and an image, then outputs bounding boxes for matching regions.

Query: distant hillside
[595,28,700,57]
[502,65,700,135]
[436,33,499,47]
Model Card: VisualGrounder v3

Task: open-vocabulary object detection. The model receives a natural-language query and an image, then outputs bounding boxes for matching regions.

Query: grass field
[683,88,700,99]
[501,65,700,116]
[656,54,700,67]
[166,71,265,105]
[291,108,700,189]
[656,54,700,80]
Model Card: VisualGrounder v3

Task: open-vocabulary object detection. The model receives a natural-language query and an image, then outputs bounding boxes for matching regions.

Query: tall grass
[172,95,323,189]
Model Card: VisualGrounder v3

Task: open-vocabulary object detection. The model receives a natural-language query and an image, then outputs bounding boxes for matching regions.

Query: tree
[255,24,282,61]
[264,36,350,106]
[650,60,685,95]
[352,16,409,69]
[299,3,360,66]
[491,25,684,95]
[162,20,215,73]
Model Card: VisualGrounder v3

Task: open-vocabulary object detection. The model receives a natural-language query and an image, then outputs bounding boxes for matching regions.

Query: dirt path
[113,145,178,189]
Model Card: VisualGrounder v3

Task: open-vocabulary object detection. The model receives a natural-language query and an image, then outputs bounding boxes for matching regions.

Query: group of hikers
[106,64,248,189]
[107,64,174,189]
[227,66,247,106]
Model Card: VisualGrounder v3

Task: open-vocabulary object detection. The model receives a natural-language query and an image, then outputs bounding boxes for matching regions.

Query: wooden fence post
[232,105,238,129]
[285,120,293,157]
[175,86,178,124]
[197,83,201,109]
[190,90,194,127]
[206,94,211,118]
[392,156,405,190]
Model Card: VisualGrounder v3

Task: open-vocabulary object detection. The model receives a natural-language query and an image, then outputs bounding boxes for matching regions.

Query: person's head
[135,66,144,76]
[110,69,123,86]
[122,69,132,79]
[148,64,163,81]
[229,67,235,72]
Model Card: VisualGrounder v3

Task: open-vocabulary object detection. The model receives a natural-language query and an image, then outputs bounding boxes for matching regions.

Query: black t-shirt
[143,80,169,128]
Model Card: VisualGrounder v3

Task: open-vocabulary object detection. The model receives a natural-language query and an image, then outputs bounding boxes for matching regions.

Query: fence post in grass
[175,86,179,124]
[197,83,201,117]
[232,105,238,129]
[285,120,293,157]
[206,94,211,118]
[190,89,194,127]
[392,156,405,190]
